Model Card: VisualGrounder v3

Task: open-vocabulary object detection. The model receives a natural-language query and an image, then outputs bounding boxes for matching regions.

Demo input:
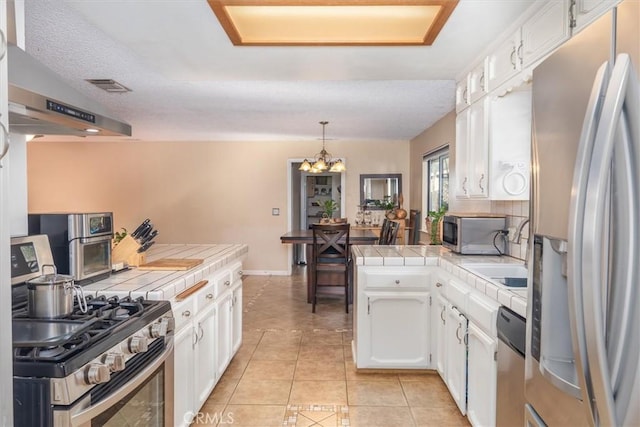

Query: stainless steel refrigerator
[526,0,639,425]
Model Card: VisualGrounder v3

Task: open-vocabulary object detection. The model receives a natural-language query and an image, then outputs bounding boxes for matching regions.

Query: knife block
[112,235,146,267]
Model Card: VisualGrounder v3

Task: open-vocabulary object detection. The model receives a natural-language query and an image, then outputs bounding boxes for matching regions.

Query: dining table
[280,228,378,303]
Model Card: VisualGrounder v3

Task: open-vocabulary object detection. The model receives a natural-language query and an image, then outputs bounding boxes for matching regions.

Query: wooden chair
[408,210,421,245]
[378,219,400,245]
[311,223,350,313]
[378,218,391,244]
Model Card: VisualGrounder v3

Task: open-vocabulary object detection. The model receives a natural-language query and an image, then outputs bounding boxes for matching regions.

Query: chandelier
[299,121,346,173]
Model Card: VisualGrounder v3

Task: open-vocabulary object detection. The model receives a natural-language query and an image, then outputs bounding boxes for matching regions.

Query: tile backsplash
[491,200,530,261]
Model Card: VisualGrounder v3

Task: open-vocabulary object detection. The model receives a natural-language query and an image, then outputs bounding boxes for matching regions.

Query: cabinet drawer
[196,281,216,311]
[229,261,243,285]
[445,279,470,310]
[467,291,500,336]
[171,297,195,331]
[212,268,233,296]
[362,268,431,289]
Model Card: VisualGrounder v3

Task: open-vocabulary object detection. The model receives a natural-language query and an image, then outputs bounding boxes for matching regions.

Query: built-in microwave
[28,212,113,284]
[442,214,507,255]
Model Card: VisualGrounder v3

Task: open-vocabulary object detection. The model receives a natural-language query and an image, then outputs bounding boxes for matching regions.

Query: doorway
[287,160,346,268]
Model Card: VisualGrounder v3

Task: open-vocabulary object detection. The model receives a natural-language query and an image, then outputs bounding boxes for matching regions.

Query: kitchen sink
[460,263,528,288]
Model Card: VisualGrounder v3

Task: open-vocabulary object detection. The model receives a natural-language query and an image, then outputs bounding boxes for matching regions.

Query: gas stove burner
[38,346,66,358]
[111,307,131,320]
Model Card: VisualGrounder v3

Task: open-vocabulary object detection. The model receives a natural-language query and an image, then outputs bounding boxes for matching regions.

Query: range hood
[7,45,132,137]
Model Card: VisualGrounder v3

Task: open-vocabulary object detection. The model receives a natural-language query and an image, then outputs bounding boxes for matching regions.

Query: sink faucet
[514,218,530,244]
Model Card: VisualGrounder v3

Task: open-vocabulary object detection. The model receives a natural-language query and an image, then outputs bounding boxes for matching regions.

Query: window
[422,147,449,215]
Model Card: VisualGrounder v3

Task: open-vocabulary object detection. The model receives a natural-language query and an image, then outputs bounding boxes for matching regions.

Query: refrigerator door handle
[567,61,610,423]
[581,53,639,427]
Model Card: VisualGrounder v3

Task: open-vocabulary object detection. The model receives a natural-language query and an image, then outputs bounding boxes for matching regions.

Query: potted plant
[321,199,339,221]
[375,196,397,219]
[426,203,448,245]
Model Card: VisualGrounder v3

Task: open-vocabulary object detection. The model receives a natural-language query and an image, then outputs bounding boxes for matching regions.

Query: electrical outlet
[508,227,516,241]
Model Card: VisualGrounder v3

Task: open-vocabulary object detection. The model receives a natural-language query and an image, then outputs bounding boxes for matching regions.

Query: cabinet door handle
[367,297,371,315]
[517,41,524,65]
[0,29,6,60]
[440,305,446,324]
[510,46,516,68]
[192,326,198,348]
[395,279,400,285]
[479,174,485,192]
[225,280,231,286]
[479,73,485,92]
[198,323,204,342]
[436,282,443,288]
[238,270,243,276]
[206,293,214,300]
[464,330,469,346]
[462,177,468,195]
[0,123,10,166]
[462,87,468,103]
[182,310,191,318]
[455,323,463,344]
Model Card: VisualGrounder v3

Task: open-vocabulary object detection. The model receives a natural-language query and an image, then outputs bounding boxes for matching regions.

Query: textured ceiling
[23,0,537,142]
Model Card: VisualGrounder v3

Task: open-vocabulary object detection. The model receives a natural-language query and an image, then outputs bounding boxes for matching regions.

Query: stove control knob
[126,336,149,354]
[102,353,126,372]
[149,320,168,338]
[85,363,111,385]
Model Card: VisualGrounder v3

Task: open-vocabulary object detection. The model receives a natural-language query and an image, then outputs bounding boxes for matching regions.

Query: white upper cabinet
[572,0,621,34]
[467,98,490,198]
[468,60,488,104]
[454,108,470,199]
[521,0,571,67]
[455,77,470,113]
[486,30,522,92]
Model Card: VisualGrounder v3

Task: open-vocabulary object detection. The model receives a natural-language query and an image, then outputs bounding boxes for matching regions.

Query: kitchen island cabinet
[83,243,247,427]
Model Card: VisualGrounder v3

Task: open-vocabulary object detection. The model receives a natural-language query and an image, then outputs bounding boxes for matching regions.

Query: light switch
[272,208,280,216]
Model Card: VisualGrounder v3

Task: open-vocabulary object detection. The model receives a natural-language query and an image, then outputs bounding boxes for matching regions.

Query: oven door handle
[70,340,174,426]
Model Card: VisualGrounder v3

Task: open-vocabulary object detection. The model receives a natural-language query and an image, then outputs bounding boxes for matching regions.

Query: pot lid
[27,273,75,285]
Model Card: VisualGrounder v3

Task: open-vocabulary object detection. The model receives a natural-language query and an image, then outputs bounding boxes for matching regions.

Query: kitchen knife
[137,240,155,253]
[131,219,150,238]
[140,230,158,245]
[136,224,153,242]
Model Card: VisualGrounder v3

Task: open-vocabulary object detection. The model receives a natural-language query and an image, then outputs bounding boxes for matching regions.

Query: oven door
[54,341,174,427]
[69,236,112,282]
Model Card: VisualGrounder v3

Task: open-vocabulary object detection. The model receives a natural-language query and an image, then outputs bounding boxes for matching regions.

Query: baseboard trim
[242,270,290,276]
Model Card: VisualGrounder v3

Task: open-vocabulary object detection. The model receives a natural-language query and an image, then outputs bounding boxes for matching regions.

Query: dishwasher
[496,306,527,427]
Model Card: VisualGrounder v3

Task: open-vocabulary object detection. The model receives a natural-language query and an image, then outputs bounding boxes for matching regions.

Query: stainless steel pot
[26,265,87,318]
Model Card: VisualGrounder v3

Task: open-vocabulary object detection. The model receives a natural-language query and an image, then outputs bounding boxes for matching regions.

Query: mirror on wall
[360,174,402,209]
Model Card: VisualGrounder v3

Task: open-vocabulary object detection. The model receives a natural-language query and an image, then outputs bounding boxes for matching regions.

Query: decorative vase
[395,193,407,219]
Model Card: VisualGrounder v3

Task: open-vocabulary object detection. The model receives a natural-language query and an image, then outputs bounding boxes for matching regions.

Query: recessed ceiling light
[207,1,459,46]
[85,128,100,133]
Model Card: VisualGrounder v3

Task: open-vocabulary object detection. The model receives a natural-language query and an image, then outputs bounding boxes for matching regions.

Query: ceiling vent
[86,79,132,93]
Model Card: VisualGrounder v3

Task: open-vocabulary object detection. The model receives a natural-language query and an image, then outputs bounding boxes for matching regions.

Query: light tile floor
[193,268,470,426]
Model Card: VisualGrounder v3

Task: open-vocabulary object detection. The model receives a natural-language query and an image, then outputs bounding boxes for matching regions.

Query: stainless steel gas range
[11,235,174,426]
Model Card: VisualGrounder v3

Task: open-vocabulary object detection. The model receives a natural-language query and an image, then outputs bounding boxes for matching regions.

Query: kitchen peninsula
[351,244,527,426]
[83,243,248,427]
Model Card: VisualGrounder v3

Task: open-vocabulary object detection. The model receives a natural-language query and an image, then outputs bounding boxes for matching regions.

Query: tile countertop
[351,245,527,318]
[82,243,248,301]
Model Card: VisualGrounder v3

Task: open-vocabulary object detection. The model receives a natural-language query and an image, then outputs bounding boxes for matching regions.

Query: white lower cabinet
[445,304,468,415]
[172,264,243,427]
[467,321,498,427]
[354,266,434,369]
[359,291,431,368]
[194,303,217,411]
[434,291,447,378]
[174,318,196,427]
[215,292,232,379]
[231,283,243,354]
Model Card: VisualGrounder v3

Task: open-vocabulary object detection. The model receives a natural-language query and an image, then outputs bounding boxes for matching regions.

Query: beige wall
[27,139,409,273]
